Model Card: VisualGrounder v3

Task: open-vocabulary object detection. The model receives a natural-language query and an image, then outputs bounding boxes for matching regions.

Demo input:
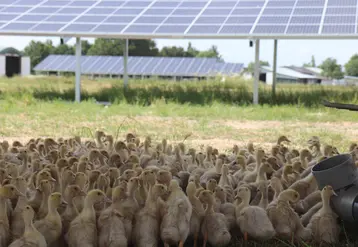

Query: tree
[87,39,124,56]
[303,55,316,67]
[345,54,358,77]
[197,45,222,60]
[81,40,92,55]
[159,46,186,57]
[185,42,199,57]
[23,40,54,69]
[311,55,316,67]
[0,47,22,55]
[247,60,270,73]
[87,39,159,56]
[319,58,344,79]
[52,44,74,55]
[129,40,159,56]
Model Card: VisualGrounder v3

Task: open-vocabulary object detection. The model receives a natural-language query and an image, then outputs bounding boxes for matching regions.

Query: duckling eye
[11,187,14,191]
[97,192,101,196]
[74,187,78,191]
[151,171,154,174]
[221,189,224,192]
[26,206,30,209]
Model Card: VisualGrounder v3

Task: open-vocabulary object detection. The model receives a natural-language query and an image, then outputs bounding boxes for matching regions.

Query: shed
[0,47,31,77]
[260,66,322,85]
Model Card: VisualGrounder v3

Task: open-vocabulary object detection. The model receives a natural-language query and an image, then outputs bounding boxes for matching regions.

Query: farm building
[34,55,244,80]
[259,66,325,84]
[0,47,31,77]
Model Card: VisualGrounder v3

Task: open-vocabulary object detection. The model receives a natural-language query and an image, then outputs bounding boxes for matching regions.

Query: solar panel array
[34,55,244,76]
[0,0,357,38]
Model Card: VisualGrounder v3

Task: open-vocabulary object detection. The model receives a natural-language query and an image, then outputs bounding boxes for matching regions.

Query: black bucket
[312,153,358,222]
[312,153,358,191]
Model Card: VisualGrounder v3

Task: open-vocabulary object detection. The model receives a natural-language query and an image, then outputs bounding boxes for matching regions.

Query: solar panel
[293,7,323,15]
[296,1,325,7]
[34,55,244,77]
[324,15,356,24]
[326,7,356,15]
[286,25,320,33]
[290,16,321,24]
[1,0,358,37]
[322,25,355,33]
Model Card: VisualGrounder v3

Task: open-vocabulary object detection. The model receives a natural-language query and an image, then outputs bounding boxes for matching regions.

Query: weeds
[1,76,358,107]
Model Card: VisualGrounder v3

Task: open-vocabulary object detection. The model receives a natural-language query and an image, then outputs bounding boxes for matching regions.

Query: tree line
[22,39,222,69]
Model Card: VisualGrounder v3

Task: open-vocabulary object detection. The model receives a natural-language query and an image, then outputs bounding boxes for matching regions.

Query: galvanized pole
[123,39,129,87]
[253,39,260,105]
[272,39,278,99]
[75,37,82,102]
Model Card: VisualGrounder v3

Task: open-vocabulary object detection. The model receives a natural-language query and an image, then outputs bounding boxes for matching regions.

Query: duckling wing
[161,195,192,244]
[220,203,236,229]
[9,235,46,247]
[8,238,27,247]
[0,223,10,247]
[98,211,127,247]
[34,219,62,244]
[202,213,231,247]
[10,211,25,240]
[239,206,275,241]
[308,214,340,244]
[67,220,97,247]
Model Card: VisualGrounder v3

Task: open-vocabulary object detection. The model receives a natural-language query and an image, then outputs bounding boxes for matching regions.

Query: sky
[1,35,358,68]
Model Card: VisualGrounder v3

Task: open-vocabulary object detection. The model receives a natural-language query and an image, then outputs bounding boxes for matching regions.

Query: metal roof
[34,54,244,76]
[0,0,358,39]
[261,66,319,79]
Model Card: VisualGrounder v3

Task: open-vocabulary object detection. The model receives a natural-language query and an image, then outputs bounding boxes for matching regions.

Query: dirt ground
[1,117,356,152]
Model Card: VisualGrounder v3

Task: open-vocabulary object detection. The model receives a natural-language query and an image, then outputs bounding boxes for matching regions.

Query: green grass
[1,93,358,152]
[1,75,358,107]
[1,76,358,153]
[1,76,358,246]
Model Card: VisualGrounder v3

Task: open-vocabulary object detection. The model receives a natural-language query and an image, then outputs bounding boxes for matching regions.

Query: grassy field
[1,76,358,246]
[1,76,358,153]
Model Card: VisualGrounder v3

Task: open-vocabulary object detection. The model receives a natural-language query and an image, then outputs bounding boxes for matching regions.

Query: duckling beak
[16,190,26,197]
[61,200,68,206]
[104,197,112,204]
[49,177,56,182]
[79,190,86,197]
[332,190,338,196]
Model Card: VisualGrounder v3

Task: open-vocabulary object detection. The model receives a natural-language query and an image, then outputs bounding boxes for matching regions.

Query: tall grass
[1,76,357,107]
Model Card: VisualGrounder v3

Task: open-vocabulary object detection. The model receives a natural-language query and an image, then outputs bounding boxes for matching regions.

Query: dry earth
[1,116,356,152]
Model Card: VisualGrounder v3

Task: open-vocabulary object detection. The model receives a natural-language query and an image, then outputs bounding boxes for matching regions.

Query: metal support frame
[272,39,278,99]
[123,39,129,87]
[75,37,81,103]
[253,39,260,105]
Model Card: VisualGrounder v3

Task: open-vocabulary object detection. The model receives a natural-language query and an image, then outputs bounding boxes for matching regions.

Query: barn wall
[21,56,31,76]
[0,56,5,77]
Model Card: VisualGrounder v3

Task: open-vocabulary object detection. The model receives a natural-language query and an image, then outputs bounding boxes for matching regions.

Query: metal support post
[75,37,82,102]
[123,39,129,87]
[253,39,260,105]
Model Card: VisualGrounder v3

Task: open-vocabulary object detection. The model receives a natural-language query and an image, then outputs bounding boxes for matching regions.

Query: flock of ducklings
[0,132,354,247]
